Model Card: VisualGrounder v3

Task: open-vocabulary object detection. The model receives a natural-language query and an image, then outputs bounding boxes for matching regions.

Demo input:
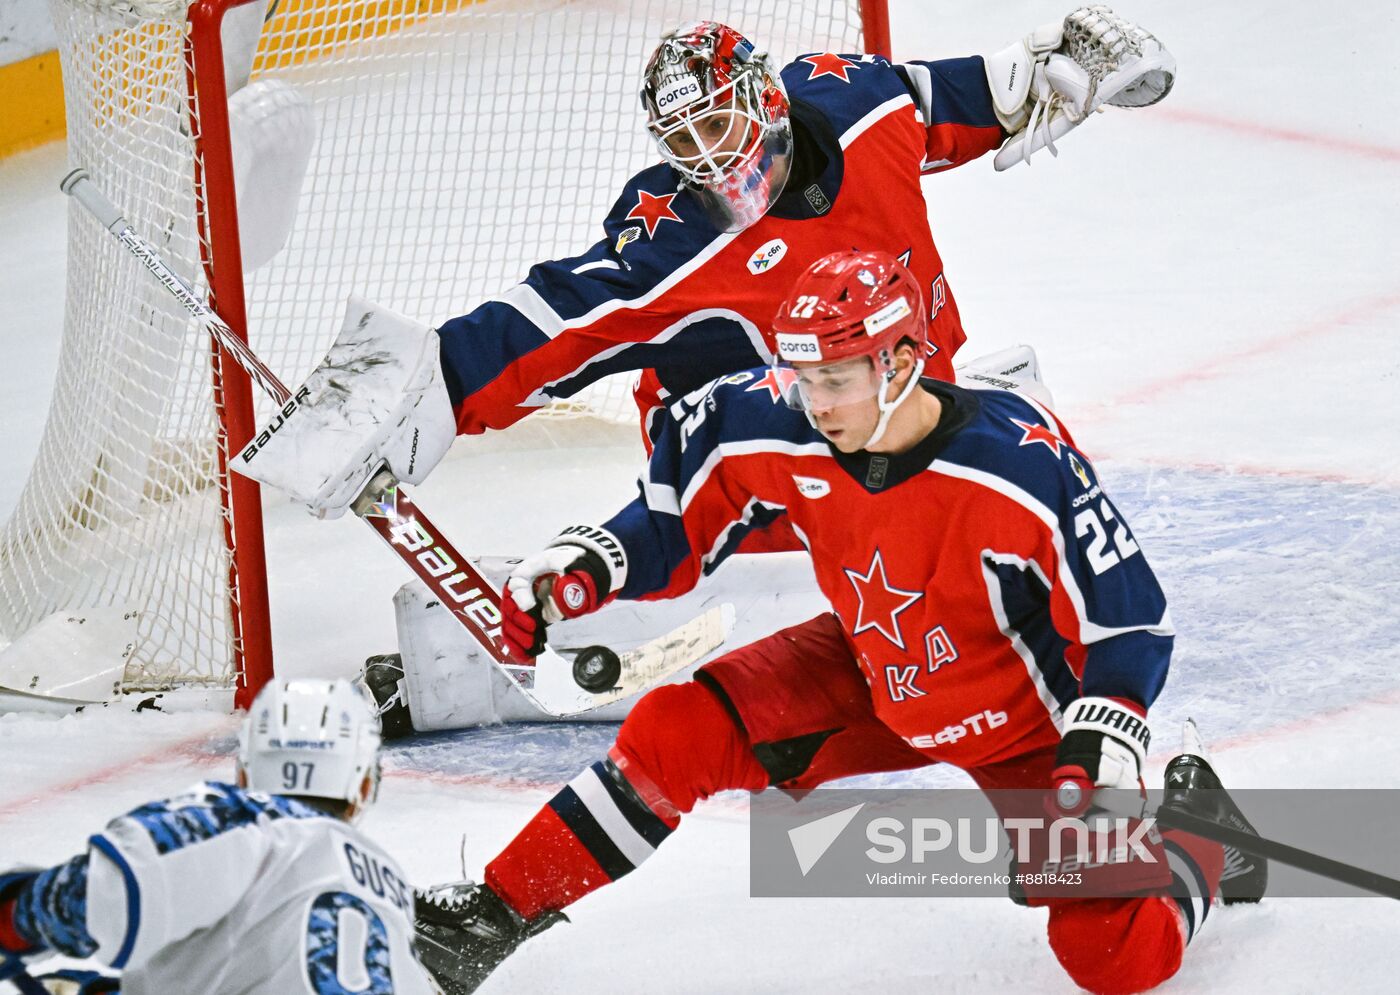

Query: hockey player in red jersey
[411,250,1265,995]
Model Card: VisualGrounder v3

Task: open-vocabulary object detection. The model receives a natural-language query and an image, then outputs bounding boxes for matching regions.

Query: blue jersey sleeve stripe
[982,554,1081,715]
[88,836,140,970]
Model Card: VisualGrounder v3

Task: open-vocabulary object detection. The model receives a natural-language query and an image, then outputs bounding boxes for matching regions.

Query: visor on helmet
[777,356,886,412]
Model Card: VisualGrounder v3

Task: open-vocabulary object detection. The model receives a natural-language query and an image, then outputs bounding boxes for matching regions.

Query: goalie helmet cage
[3,0,889,709]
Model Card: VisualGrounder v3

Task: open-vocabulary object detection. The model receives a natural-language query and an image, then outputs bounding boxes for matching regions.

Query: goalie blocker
[231,297,456,520]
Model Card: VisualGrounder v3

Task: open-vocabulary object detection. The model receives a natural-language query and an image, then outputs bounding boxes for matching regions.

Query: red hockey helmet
[771,249,928,366]
[769,250,930,448]
[641,22,792,232]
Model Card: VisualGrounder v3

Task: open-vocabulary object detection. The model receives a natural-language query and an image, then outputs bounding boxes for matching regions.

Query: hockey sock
[1162,827,1224,947]
[484,757,673,921]
[1046,830,1224,994]
[486,681,767,921]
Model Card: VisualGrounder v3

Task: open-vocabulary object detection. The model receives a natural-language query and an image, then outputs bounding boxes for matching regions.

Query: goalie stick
[61,168,732,717]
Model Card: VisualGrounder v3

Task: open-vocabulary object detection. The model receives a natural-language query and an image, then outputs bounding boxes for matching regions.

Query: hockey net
[0,0,881,703]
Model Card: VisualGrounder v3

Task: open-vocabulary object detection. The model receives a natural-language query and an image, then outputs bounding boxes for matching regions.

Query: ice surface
[3,0,1400,991]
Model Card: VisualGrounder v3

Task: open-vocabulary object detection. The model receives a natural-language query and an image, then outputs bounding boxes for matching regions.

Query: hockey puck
[572,646,622,693]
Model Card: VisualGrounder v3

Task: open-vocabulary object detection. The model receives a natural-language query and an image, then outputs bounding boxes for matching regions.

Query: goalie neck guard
[641,21,792,232]
[237,678,382,820]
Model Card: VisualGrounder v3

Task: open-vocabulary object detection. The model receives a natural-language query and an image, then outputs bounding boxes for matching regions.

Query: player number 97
[283,761,315,791]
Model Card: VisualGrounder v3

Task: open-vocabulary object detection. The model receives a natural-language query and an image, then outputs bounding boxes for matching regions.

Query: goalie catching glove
[983,5,1175,169]
[501,527,627,662]
[231,296,456,519]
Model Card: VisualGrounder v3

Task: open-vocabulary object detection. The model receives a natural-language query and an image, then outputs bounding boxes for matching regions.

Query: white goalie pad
[395,552,831,730]
[229,78,317,272]
[955,343,1054,409]
[231,296,456,519]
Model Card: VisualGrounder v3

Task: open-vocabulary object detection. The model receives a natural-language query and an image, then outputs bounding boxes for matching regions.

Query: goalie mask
[769,250,929,450]
[237,678,382,821]
[641,21,792,232]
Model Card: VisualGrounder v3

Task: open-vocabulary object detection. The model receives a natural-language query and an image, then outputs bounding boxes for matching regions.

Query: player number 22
[1074,499,1139,574]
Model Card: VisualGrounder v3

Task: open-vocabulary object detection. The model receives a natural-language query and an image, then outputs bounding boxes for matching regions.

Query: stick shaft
[1153,805,1400,900]
[62,168,527,690]
[62,169,292,405]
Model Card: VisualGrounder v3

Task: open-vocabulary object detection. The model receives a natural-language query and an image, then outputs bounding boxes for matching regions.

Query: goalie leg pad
[389,552,832,732]
[954,343,1054,409]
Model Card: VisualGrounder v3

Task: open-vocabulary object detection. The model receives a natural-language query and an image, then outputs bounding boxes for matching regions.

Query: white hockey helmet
[237,678,382,820]
[641,21,792,232]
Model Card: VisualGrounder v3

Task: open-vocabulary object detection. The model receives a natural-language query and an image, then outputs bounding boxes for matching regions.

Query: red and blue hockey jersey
[437,54,1006,436]
[596,377,1174,769]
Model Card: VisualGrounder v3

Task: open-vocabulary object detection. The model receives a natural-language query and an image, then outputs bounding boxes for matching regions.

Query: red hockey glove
[501,539,615,662]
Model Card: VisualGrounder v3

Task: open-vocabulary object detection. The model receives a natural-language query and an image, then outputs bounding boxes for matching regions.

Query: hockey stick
[1057,783,1400,900]
[1151,802,1400,901]
[60,168,731,716]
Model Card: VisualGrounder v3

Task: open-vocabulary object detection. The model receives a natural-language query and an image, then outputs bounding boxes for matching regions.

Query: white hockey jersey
[59,781,433,994]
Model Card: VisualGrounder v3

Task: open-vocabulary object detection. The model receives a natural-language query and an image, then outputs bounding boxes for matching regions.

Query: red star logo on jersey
[745,366,798,404]
[1011,418,1065,458]
[844,548,923,650]
[802,53,858,83]
[625,190,683,239]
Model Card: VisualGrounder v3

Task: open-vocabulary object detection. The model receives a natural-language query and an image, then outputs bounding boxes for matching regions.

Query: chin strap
[861,359,925,450]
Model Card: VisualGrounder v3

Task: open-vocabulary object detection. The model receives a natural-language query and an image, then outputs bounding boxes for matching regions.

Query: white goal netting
[0,0,871,695]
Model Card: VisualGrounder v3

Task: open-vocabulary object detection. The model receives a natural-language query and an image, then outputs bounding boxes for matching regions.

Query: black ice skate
[415,881,565,995]
[1162,719,1268,904]
[356,653,415,740]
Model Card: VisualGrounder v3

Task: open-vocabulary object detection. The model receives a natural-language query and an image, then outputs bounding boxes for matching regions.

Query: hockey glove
[985,5,1176,170]
[501,527,625,661]
[1051,695,1151,814]
[1015,696,1169,901]
[0,872,41,957]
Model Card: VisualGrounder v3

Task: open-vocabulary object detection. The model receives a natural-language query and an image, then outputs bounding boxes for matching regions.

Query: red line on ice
[0,729,225,823]
[1156,107,1400,164]
[1100,290,1400,410]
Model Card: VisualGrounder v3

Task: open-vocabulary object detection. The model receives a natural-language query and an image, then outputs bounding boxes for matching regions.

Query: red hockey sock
[485,681,767,921]
[1045,830,1224,994]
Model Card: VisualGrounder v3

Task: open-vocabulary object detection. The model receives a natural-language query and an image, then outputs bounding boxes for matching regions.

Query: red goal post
[2,0,889,709]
